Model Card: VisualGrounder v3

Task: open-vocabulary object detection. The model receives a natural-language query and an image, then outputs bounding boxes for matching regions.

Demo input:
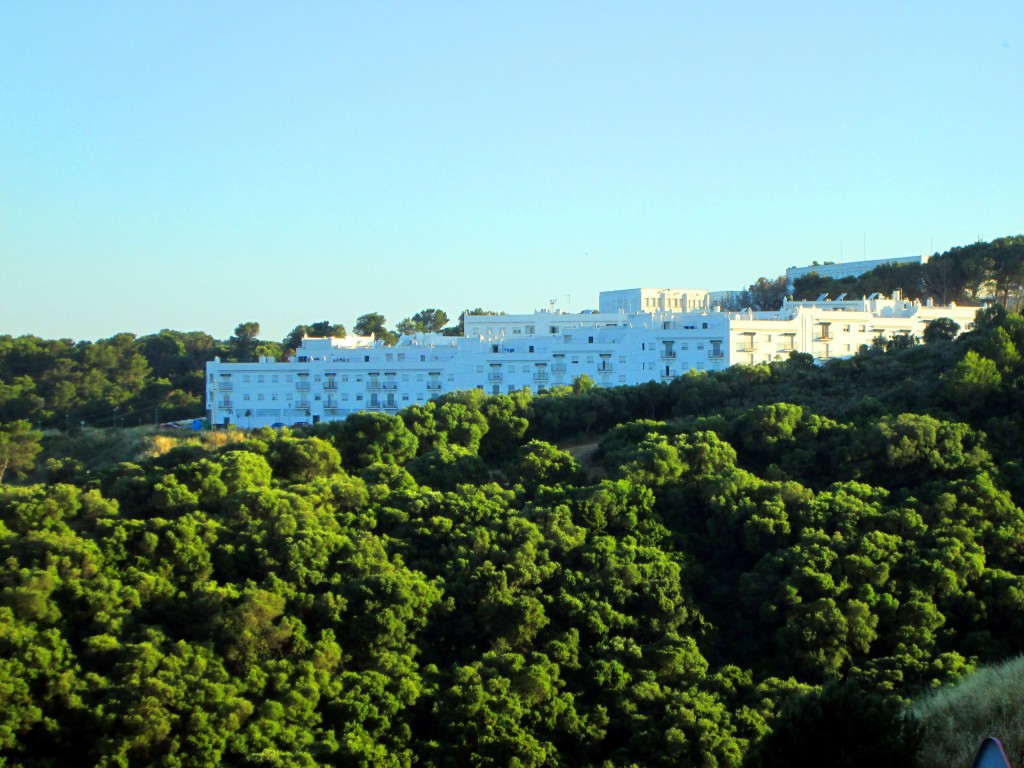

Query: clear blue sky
[2,1,1021,342]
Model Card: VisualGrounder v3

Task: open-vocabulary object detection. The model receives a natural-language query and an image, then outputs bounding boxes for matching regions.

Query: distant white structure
[786,255,929,291]
[206,287,979,428]
[597,288,711,313]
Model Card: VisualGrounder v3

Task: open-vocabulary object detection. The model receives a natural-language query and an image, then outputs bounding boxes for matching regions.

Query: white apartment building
[206,289,979,428]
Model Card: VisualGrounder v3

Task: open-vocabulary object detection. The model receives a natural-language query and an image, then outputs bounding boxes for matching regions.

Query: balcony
[816,335,833,342]
[708,351,725,360]
[367,382,381,391]
[382,382,398,390]
[736,342,758,352]
[296,400,310,409]
[660,351,677,359]
[597,363,613,372]
[487,373,503,382]
[551,364,567,373]
[533,373,549,382]
[218,399,232,408]
[323,382,337,390]
[427,381,442,390]
[296,382,311,391]
[217,381,234,391]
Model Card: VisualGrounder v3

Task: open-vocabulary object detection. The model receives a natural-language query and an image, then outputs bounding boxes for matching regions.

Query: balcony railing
[708,351,725,360]
[427,382,442,390]
[533,373,549,382]
[367,382,381,390]
[737,343,758,352]
[551,364,567,373]
[661,351,677,359]
[217,382,234,391]
[382,382,398,390]
[487,373,503,382]
[597,363,613,372]
[296,400,310,409]
[218,400,231,408]
[323,382,337,390]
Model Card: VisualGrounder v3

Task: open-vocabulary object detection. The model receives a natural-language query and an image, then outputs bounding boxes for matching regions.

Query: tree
[411,309,449,333]
[742,680,922,768]
[923,317,960,344]
[228,322,261,362]
[354,313,398,345]
[282,322,346,353]
[354,313,387,337]
[0,421,42,483]
[748,276,789,310]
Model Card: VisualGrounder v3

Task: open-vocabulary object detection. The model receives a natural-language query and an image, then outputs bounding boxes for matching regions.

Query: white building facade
[206,289,979,428]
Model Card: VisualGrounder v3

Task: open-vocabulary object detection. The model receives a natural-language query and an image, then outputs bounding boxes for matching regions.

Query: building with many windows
[206,288,979,428]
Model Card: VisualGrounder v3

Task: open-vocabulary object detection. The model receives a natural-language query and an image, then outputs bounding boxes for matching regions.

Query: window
[356,394,363,401]
[416,373,424,381]
[342,393,349,401]
[286,375,294,382]
[243,375,251,382]
[702,322,708,329]
[243,394,251,401]
[341,375,349,383]
[271,394,278,401]
[476,365,483,373]
[257,375,264,383]
[257,393,265,401]
[550,326,558,334]
[286,393,293,401]
[529,345,534,353]
[272,375,279,382]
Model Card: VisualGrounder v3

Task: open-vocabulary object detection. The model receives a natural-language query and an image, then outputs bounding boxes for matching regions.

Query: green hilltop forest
[0,236,1023,766]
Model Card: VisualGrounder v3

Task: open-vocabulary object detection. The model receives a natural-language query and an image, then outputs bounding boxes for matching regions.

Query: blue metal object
[972,737,1012,768]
